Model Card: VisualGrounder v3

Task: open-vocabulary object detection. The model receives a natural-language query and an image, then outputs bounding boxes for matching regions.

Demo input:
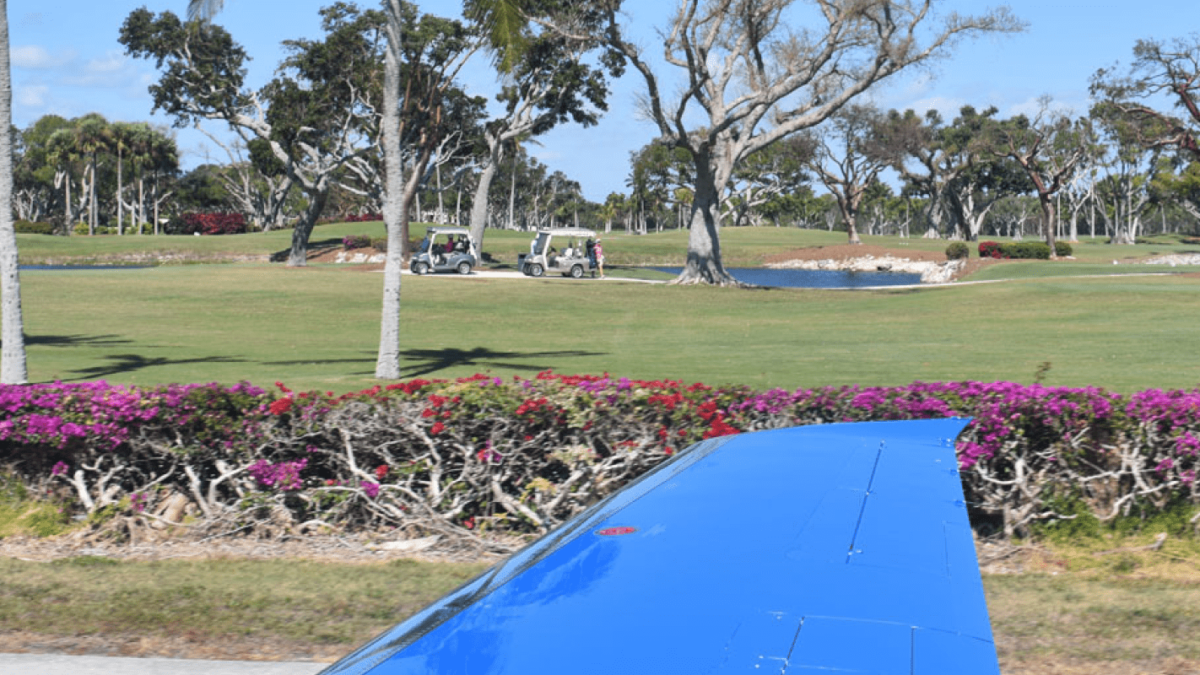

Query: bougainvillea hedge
[176,212,248,236]
[2,374,1197,540]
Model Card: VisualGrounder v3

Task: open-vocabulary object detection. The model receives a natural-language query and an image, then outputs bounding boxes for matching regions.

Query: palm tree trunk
[0,0,28,383]
[153,171,160,235]
[508,153,517,229]
[117,146,124,236]
[89,155,97,235]
[375,0,405,379]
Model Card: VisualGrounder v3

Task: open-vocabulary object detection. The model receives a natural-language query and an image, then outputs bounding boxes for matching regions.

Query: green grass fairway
[9,263,1200,393]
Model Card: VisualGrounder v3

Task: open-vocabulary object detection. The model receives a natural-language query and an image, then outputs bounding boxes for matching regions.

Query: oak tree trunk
[674,168,740,286]
[468,158,499,248]
[287,187,328,267]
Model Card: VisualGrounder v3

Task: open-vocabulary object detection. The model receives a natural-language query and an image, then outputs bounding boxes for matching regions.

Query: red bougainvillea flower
[431,421,445,435]
[269,398,293,415]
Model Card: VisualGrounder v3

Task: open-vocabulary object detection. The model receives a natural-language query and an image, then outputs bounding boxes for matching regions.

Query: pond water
[653,267,922,288]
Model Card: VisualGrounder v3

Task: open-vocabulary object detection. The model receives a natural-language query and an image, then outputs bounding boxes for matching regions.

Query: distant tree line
[9,13,1196,259]
[13,113,178,235]
[12,4,1200,264]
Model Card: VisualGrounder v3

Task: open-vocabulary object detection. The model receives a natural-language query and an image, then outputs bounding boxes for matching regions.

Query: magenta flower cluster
[247,458,308,491]
[0,380,268,453]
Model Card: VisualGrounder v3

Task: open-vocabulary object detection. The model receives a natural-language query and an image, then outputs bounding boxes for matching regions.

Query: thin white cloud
[15,84,49,108]
[61,51,145,88]
[894,95,968,119]
[85,51,128,74]
[11,45,74,69]
[1005,95,1076,119]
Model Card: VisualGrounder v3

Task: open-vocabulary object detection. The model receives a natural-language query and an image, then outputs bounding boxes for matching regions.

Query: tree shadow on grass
[68,354,248,381]
[400,346,607,378]
[23,334,135,348]
[264,347,606,379]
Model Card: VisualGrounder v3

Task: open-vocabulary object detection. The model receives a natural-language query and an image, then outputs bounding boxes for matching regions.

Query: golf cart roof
[426,227,471,237]
[536,228,596,238]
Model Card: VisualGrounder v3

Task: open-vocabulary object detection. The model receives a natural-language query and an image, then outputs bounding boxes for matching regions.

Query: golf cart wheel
[528,263,544,277]
[570,264,584,279]
[457,261,472,275]
[414,261,430,275]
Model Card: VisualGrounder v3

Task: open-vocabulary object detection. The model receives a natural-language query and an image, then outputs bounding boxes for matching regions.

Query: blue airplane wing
[321,418,999,675]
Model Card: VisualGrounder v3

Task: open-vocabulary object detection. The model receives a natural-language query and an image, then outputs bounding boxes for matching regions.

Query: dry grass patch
[986,536,1200,674]
[0,556,487,661]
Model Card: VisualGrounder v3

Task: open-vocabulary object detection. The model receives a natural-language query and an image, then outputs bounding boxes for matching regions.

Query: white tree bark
[0,0,27,383]
[375,0,405,380]
[194,124,294,231]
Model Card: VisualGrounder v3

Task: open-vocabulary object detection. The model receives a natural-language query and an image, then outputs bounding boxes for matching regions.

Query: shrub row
[14,220,55,235]
[342,234,373,250]
[945,242,970,260]
[979,240,1073,259]
[71,222,156,236]
[2,375,1197,541]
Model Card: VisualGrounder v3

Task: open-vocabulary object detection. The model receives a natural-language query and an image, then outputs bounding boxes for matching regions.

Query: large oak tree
[122,6,386,267]
[573,0,1022,285]
[1091,36,1200,160]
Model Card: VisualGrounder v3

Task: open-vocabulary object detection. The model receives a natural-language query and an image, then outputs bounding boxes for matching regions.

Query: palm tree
[467,0,529,73]
[110,122,138,236]
[73,114,110,235]
[0,0,28,383]
[186,0,223,23]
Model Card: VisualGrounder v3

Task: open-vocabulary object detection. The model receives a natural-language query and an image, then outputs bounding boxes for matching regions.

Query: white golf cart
[410,227,478,275]
[520,228,596,279]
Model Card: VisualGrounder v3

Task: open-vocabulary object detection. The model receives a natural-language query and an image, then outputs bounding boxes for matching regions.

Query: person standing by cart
[586,238,597,276]
[594,239,605,279]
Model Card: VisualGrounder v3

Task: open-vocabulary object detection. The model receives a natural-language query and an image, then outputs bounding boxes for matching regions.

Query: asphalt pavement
[0,653,327,674]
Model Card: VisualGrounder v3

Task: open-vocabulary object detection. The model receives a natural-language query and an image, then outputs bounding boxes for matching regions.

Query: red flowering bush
[177,212,247,236]
[979,241,1005,258]
[3,373,1199,543]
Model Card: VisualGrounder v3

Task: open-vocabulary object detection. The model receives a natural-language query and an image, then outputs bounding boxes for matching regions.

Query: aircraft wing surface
[320,418,999,674]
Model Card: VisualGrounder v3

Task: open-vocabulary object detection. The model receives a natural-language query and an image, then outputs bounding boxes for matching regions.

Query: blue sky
[7,1,1184,201]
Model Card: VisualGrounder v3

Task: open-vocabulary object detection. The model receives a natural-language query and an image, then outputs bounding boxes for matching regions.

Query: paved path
[0,653,326,674]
